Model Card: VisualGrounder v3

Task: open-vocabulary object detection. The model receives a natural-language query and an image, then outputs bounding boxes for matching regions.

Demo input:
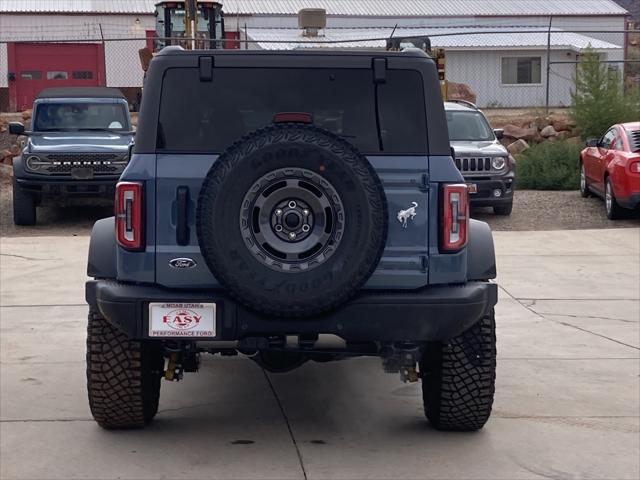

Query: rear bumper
[617,192,640,210]
[86,280,498,343]
[15,177,117,199]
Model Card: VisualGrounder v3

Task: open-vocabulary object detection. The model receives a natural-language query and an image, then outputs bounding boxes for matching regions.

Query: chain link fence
[0,24,638,112]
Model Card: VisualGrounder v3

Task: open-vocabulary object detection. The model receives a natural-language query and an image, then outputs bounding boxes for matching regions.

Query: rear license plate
[71,167,94,180]
[467,183,478,194]
[149,303,216,337]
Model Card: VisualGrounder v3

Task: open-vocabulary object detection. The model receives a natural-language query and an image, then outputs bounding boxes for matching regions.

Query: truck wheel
[420,309,496,431]
[605,177,624,220]
[12,179,36,226]
[197,124,388,317]
[86,309,164,429]
[493,203,513,216]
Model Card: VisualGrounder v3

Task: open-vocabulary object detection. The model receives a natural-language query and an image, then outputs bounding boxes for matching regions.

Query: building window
[20,71,42,80]
[501,57,542,85]
[72,71,93,80]
[47,71,68,80]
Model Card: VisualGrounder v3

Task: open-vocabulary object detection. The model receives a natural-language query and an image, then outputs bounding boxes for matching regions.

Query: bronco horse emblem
[397,202,418,228]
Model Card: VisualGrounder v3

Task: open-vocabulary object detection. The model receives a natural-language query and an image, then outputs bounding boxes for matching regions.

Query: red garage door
[8,43,105,111]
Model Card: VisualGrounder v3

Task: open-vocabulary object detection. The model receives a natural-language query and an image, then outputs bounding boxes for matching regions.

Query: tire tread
[421,309,496,431]
[86,310,163,429]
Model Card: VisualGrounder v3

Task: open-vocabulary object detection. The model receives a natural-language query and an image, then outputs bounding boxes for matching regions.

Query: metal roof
[223,0,628,17]
[0,0,629,16]
[246,26,623,51]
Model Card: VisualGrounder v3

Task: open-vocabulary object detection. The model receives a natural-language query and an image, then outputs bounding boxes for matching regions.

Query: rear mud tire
[420,309,496,431]
[86,309,164,429]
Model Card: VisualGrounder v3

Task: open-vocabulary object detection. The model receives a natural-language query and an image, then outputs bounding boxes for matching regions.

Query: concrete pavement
[0,229,639,479]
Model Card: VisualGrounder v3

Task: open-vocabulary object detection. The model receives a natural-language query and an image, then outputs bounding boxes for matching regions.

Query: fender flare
[467,219,496,281]
[87,217,117,279]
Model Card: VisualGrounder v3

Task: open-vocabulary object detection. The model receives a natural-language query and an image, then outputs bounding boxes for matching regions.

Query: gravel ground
[1,173,638,237]
[473,189,640,230]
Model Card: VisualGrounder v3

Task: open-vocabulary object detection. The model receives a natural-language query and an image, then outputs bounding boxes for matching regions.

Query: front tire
[579,162,590,198]
[605,177,624,220]
[420,309,496,431]
[493,202,513,216]
[12,178,36,226]
[86,309,164,429]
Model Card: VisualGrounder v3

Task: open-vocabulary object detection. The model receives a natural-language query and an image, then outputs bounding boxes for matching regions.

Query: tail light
[441,184,469,252]
[630,161,640,174]
[115,181,144,250]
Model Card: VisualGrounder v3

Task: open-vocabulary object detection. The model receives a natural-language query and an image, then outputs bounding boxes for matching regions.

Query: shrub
[516,140,583,190]
[570,47,640,140]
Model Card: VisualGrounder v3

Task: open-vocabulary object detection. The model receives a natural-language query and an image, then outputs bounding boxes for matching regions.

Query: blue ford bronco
[9,87,134,225]
[85,47,498,431]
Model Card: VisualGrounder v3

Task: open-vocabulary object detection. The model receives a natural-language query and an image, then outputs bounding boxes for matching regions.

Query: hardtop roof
[36,87,127,100]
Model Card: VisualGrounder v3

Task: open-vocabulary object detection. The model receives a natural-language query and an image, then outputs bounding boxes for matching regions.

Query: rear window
[627,129,640,152]
[157,67,427,154]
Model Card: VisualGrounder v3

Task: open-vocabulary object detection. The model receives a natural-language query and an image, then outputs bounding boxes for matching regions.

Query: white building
[0,0,630,111]
[230,0,629,108]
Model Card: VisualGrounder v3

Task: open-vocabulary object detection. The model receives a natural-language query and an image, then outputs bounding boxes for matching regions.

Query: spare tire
[197,124,388,317]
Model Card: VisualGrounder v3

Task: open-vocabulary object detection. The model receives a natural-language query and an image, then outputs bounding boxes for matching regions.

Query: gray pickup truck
[9,87,134,225]
[85,47,498,432]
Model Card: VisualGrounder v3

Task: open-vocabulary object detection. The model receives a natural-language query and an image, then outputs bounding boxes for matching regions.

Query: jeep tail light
[441,184,469,252]
[116,182,144,251]
[630,161,640,174]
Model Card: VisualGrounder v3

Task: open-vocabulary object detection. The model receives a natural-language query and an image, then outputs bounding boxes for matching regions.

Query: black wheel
[579,161,590,198]
[197,124,388,317]
[420,309,496,431]
[86,309,164,429]
[605,177,625,220]
[12,178,36,226]
[493,202,513,216]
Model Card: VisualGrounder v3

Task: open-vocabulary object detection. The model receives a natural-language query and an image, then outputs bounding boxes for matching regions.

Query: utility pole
[98,23,107,87]
[545,16,553,114]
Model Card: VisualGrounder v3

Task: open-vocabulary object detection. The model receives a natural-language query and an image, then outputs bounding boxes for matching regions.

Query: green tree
[570,47,640,140]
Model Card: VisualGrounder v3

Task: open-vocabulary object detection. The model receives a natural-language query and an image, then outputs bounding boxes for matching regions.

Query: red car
[580,122,640,219]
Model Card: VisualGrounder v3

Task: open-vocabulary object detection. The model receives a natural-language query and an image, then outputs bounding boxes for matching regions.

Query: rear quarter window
[157,67,427,155]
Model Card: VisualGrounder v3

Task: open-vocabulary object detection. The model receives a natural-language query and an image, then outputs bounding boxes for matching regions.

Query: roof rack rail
[447,99,479,110]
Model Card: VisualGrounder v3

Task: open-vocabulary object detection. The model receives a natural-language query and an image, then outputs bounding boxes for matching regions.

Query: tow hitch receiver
[165,352,183,381]
[164,344,200,381]
[381,343,421,383]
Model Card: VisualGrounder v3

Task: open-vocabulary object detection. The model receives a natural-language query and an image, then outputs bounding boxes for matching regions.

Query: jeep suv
[85,48,498,432]
[9,87,134,225]
[445,101,515,215]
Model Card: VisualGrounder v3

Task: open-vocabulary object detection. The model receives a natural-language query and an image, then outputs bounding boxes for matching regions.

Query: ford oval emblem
[169,258,197,269]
